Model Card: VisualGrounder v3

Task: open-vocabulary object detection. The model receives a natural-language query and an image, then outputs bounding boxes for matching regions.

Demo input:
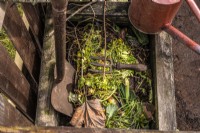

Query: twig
[136,79,144,92]
[89,5,95,24]
[74,27,87,99]
[103,0,107,80]
[12,0,50,3]
[101,87,117,102]
[74,27,83,78]
[66,1,97,21]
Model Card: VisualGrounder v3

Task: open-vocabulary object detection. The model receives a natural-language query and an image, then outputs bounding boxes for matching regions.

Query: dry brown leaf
[143,103,155,120]
[70,99,106,128]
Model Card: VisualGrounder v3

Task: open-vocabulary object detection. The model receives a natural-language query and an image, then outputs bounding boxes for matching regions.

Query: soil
[172,1,200,131]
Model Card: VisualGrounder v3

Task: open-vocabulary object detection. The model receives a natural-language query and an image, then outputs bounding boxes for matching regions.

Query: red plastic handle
[164,24,200,54]
[186,0,200,22]
[164,0,200,54]
[152,0,181,5]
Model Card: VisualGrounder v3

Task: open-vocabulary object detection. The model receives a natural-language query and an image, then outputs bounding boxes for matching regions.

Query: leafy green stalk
[125,78,130,103]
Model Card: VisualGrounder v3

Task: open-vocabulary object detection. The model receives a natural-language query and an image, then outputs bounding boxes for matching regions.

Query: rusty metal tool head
[51,61,75,117]
[128,0,200,54]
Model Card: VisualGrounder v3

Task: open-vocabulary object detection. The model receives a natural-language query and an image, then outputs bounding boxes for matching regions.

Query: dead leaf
[119,28,127,40]
[70,99,106,128]
[143,103,155,120]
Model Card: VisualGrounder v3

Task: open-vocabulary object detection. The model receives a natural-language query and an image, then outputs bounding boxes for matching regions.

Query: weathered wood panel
[0,126,192,133]
[10,0,51,2]
[67,2,129,25]
[6,0,90,3]
[0,94,33,126]
[0,44,32,117]
[68,2,128,17]
[22,3,44,56]
[35,6,58,126]
[152,32,177,131]
[3,1,38,78]
[0,1,7,29]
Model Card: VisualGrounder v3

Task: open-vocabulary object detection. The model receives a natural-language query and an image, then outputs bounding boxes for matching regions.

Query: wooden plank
[151,32,177,130]
[0,94,33,126]
[8,0,90,3]
[0,43,33,118]
[3,1,38,78]
[67,2,129,25]
[3,1,40,94]
[68,2,128,17]
[22,3,43,56]
[0,1,7,29]
[0,126,192,133]
[35,6,58,126]
[11,0,51,2]
[35,3,46,25]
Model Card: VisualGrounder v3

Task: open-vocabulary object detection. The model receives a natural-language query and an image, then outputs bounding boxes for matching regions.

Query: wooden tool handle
[116,63,147,71]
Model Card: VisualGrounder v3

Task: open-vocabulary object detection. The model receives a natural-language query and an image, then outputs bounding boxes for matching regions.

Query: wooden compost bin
[0,1,177,132]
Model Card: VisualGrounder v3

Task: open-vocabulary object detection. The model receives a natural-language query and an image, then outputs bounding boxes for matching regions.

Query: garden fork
[89,56,147,73]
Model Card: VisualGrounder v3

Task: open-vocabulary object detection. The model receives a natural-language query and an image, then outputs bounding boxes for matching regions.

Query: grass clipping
[0,29,15,59]
[68,23,152,129]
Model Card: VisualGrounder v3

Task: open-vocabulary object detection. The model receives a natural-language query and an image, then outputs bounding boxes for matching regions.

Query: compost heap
[67,21,153,129]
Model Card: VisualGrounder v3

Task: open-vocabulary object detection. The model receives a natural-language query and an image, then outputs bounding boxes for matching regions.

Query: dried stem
[66,1,97,21]
[103,0,107,80]
[74,27,83,78]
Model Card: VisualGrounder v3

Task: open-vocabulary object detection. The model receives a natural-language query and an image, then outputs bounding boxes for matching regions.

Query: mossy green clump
[0,29,15,59]
[17,3,24,16]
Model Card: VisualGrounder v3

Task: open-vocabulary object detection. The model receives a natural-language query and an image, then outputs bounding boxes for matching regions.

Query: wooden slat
[35,6,58,126]
[0,1,7,29]
[0,94,33,126]
[35,3,46,25]
[68,2,128,17]
[5,0,90,3]
[10,0,51,2]
[0,43,31,116]
[0,126,192,133]
[3,1,38,77]
[67,2,129,25]
[152,32,177,130]
[22,3,44,56]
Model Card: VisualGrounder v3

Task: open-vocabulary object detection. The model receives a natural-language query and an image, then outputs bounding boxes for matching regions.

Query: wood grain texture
[68,2,128,16]
[10,0,51,2]
[35,7,58,126]
[5,0,90,3]
[67,2,129,25]
[3,1,40,95]
[22,3,43,56]
[0,94,33,126]
[0,44,34,118]
[0,126,191,133]
[0,1,7,29]
[152,32,177,131]
[3,1,37,76]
